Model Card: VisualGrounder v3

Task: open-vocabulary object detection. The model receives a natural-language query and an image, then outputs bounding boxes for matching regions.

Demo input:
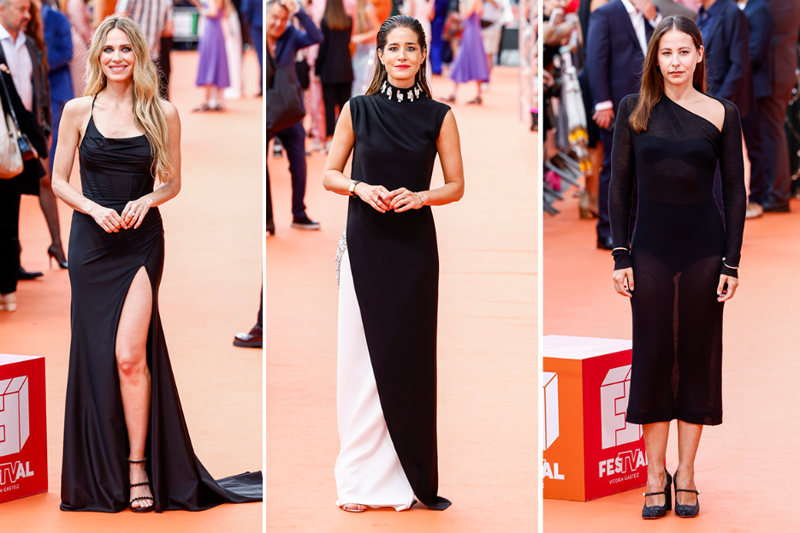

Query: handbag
[0,72,37,164]
[266,52,305,136]
[0,93,23,179]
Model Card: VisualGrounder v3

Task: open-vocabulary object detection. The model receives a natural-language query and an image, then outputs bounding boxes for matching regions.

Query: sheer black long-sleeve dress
[609,94,746,426]
[60,99,262,512]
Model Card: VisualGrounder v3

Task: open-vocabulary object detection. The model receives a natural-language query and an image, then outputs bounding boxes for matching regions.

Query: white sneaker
[0,292,17,312]
[745,202,764,219]
[311,139,322,152]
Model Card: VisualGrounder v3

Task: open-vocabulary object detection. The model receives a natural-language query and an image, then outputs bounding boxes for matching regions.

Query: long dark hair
[630,15,706,133]
[365,15,432,98]
[324,0,351,31]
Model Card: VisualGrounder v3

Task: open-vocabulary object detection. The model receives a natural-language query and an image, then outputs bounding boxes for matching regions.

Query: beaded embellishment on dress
[380,81,424,103]
[335,231,348,288]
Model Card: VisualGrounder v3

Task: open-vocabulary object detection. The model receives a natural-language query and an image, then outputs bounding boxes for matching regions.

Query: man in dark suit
[0,0,51,307]
[697,0,753,119]
[738,0,772,218]
[760,0,800,212]
[586,0,661,249]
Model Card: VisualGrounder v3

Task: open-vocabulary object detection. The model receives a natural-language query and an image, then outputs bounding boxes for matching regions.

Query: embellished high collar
[379,80,425,103]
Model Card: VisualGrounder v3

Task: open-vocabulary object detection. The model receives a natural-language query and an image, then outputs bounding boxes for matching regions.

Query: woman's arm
[608,96,636,297]
[351,6,380,45]
[51,97,127,232]
[323,101,392,212]
[716,100,745,302]
[119,101,182,229]
[387,109,464,212]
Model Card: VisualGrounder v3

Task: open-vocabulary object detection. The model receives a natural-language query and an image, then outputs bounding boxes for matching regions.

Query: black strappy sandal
[642,469,672,519]
[128,457,155,513]
[674,469,700,517]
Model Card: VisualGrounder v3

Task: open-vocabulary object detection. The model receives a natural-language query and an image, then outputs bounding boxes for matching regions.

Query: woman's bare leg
[116,267,153,509]
[642,421,670,507]
[38,164,66,261]
[675,421,702,506]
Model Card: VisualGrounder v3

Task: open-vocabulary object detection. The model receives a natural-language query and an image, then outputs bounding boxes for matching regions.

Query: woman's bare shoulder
[698,93,726,131]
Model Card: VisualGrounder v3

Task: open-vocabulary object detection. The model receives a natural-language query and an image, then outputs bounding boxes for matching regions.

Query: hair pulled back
[365,15,432,98]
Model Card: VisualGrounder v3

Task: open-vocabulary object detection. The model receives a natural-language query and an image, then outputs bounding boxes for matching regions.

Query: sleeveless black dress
[609,94,746,426]
[340,83,451,510]
[60,99,262,512]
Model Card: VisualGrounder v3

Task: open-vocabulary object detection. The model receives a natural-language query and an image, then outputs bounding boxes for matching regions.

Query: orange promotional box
[543,336,646,501]
[0,354,47,504]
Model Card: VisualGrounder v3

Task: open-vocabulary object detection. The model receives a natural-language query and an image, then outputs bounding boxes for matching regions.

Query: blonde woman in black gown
[52,16,261,512]
[323,15,464,512]
[609,16,745,519]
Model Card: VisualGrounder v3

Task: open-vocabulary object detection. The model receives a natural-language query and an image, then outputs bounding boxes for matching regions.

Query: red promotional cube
[0,354,47,503]
[543,335,647,501]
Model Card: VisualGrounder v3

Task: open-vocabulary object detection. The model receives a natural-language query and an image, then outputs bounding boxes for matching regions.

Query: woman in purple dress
[191,0,230,111]
[443,0,489,104]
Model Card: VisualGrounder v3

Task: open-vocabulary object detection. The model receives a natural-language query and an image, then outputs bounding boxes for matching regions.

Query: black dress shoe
[763,201,790,213]
[18,266,43,280]
[597,236,614,250]
[233,325,262,348]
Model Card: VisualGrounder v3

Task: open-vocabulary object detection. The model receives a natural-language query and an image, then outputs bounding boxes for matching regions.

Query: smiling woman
[323,14,464,514]
[51,15,262,513]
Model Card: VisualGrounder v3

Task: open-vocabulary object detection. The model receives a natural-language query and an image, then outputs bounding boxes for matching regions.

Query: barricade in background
[0,354,47,504]
[543,336,646,501]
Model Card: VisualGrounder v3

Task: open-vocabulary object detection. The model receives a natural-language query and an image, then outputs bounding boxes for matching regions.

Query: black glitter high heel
[642,469,672,519]
[674,469,700,517]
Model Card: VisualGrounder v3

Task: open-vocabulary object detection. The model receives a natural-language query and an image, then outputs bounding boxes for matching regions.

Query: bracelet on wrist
[414,192,424,206]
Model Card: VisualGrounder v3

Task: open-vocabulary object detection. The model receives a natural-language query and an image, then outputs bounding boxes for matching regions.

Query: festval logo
[543,371,560,451]
[599,366,641,450]
[0,376,31,457]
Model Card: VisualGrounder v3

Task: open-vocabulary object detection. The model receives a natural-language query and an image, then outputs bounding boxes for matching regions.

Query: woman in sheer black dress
[609,16,745,519]
[322,15,464,513]
[51,16,261,513]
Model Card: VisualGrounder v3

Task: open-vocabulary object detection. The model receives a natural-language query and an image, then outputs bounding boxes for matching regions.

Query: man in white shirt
[0,0,52,305]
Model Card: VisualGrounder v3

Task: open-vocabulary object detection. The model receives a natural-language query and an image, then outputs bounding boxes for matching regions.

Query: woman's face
[100,28,136,82]
[379,27,425,86]
[656,29,703,88]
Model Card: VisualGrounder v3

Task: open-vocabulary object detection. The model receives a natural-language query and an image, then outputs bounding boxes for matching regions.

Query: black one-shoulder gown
[60,102,262,512]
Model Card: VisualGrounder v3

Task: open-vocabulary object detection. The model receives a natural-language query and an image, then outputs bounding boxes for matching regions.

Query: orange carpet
[266,67,537,532]
[544,188,799,531]
[0,51,263,532]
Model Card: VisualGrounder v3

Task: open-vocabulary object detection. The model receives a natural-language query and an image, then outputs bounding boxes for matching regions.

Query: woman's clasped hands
[355,183,424,213]
[88,197,153,233]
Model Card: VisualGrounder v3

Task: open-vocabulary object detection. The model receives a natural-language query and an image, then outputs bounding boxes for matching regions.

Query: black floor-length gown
[609,94,746,426]
[60,99,262,512]
[338,81,451,510]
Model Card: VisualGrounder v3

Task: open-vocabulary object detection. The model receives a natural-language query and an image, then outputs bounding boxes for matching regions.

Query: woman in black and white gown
[323,15,465,513]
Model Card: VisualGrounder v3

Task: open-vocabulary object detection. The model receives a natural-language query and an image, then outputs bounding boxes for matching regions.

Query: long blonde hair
[85,16,173,181]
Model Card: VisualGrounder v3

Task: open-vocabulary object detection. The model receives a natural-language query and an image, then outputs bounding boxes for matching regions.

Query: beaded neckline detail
[380,81,424,103]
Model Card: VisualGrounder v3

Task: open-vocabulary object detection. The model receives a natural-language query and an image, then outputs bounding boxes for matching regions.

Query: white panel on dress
[334,248,415,511]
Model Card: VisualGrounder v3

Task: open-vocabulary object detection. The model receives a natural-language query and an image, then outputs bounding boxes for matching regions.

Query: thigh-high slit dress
[334,82,452,511]
[609,94,746,426]
[60,98,262,512]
